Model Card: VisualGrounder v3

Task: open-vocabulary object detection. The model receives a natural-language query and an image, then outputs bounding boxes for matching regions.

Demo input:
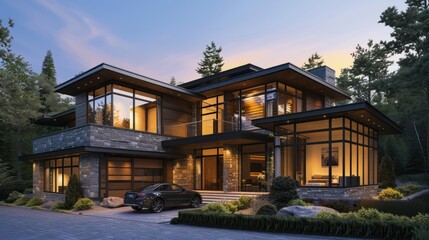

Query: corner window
[87,83,160,133]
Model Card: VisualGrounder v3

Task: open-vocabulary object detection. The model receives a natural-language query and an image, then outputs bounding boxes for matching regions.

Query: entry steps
[197,190,266,204]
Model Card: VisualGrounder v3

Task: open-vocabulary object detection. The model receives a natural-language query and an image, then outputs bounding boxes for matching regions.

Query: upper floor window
[201,95,224,135]
[87,84,160,133]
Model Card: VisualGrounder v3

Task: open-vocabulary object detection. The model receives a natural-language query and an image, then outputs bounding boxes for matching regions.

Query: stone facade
[223,145,239,192]
[172,153,194,190]
[33,124,173,154]
[298,186,379,200]
[79,153,100,198]
[32,161,44,198]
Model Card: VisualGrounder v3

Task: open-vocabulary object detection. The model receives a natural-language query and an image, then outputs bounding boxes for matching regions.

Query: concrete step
[197,191,267,204]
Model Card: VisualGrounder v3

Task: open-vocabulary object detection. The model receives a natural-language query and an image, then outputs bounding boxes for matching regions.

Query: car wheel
[150,198,164,213]
[190,195,201,208]
[132,206,142,211]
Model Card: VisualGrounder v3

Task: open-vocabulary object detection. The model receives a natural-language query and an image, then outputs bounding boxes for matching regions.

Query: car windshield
[143,184,162,191]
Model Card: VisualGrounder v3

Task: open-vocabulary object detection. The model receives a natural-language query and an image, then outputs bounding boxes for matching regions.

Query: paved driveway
[76,205,195,223]
[0,206,364,240]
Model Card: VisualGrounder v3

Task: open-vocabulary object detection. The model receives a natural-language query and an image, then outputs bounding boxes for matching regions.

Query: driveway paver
[0,206,364,240]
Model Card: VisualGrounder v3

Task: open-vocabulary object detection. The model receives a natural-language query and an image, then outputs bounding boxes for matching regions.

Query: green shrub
[6,191,22,203]
[378,188,404,200]
[396,185,419,196]
[73,198,93,210]
[412,213,429,225]
[0,180,32,200]
[23,188,33,194]
[224,200,239,213]
[268,176,298,209]
[256,204,277,216]
[238,196,253,210]
[170,217,181,224]
[65,174,83,209]
[316,211,340,219]
[287,199,308,206]
[378,155,396,188]
[203,202,230,214]
[51,201,66,211]
[25,198,44,207]
[415,228,429,240]
[14,196,31,205]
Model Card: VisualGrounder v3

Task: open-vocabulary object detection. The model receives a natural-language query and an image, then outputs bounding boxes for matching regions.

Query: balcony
[163,119,239,138]
[33,124,174,154]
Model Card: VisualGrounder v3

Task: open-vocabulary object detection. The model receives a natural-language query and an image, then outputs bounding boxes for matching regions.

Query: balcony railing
[163,119,239,138]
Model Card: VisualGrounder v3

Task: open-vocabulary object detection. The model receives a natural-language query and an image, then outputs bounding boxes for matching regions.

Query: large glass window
[87,84,159,133]
[201,96,224,135]
[44,156,79,193]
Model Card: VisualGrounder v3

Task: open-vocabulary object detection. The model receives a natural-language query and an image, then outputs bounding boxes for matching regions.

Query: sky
[1,0,406,85]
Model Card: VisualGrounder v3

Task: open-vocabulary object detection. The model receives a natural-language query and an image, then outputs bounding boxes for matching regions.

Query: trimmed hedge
[176,210,418,239]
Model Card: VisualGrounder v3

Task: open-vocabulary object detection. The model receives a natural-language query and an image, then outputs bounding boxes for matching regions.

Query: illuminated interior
[276,117,378,187]
[44,157,79,193]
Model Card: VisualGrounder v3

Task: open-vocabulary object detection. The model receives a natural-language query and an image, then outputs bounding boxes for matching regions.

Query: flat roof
[34,108,75,127]
[252,102,401,135]
[55,63,203,101]
[187,62,351,100]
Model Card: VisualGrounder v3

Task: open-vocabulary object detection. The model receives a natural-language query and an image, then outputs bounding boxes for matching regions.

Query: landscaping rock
[100,197,124,208]
[277,205,338,218]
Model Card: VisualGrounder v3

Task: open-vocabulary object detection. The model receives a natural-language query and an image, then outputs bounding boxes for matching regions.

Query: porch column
[172,151,194,190]
[33,160,44,198]
[223,145,239,192]
[274,136,281,177]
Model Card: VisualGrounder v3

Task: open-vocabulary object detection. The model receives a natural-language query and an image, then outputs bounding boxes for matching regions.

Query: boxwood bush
[176,210,420,239]
[238,196,254,210]
[202,202,230,214]
[73,198,94,210]
[25,197,44,207]
[396,185,419,196]
[14,196,31,206]
[256,204,277,216]
[6,191,22,203]
[0,180,32,200]
[378,188,404,200]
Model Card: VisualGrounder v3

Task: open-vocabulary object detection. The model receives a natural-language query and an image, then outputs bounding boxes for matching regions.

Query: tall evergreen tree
[302,52,324,70]
[39,50,61,113]
[336,40,392,104]
[169,76,176,86]
[196,41,224,77]
[380,0,429,170]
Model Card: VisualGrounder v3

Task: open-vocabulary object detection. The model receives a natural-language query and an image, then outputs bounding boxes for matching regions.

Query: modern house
[25,62,401,200]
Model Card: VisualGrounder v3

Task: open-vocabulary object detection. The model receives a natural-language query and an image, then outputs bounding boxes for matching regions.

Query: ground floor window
[241,144,269,192]
[276,117,378,187]
[44,156,79,193]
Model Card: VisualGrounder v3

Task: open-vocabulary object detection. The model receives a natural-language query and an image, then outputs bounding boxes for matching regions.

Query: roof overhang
[20,146,181,161]
[190,63,351,100]
[252,102,402,135]
[55,63,203,101]
[34,108,75,127]
[162,131,272,150]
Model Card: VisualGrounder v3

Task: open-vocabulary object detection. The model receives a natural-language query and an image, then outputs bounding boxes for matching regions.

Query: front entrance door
[197,148,224,191]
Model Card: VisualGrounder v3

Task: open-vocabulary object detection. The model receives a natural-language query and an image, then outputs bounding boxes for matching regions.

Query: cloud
[35,0,156,78]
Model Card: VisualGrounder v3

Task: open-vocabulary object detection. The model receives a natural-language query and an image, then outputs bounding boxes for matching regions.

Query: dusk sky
[1,0,405,84]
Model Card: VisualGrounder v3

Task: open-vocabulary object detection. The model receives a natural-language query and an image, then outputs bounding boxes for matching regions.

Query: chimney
[308,66,336,86]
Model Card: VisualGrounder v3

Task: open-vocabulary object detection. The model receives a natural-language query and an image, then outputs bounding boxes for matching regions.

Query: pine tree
[196,41,224,77]
[336,40,392,104]
[378,155,396,188]
[39,50,61,113]
[0,158,14,184]
[302,52,324,70]
[380,0,429,170]
[170,76,176,86]
[65,174,83,209]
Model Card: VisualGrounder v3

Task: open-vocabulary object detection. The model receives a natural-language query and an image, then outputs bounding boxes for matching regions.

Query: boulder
[277,205,338,218]
[100,197,124,208]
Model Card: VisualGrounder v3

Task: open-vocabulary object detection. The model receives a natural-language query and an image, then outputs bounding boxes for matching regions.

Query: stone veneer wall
[223,145,239,192]
[172,153,194,190]
[33,124,173,154]
[298,185,379,200]
[79,153,100,198]
[33,161,44,198]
